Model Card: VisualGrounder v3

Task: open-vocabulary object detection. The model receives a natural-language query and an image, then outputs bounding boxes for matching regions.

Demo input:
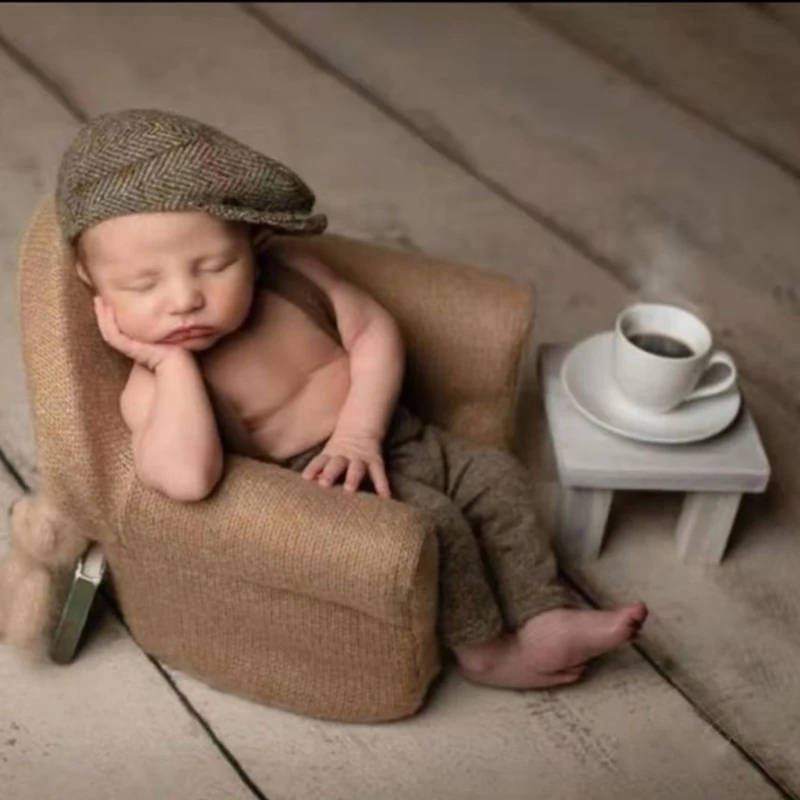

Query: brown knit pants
[280,406,571,648]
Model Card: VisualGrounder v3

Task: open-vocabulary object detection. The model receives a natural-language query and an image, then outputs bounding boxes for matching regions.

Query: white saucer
[560,332,742,445]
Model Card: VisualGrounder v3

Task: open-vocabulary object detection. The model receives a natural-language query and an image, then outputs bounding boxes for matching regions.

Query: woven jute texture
[17,196,535,722]
[55,108,328,242]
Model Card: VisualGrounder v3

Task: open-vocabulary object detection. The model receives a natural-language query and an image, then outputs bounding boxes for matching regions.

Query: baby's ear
[72,237,94,288]
[75,261,92,287]
[73,252,93,288]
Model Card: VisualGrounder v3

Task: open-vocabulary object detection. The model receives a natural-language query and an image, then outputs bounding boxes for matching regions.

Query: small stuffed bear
[0,493,89,657]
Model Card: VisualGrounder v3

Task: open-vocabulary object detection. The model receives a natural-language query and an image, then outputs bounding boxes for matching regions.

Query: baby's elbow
[171,455,224,502]
[138,451,223,503]
[165,471,220,503]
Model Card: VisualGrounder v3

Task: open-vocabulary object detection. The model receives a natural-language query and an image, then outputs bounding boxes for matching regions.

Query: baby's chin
[176,328,235,351]
[173,335,223,352]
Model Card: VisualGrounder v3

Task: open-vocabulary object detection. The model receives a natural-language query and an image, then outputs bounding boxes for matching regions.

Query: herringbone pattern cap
[56,108,328,242]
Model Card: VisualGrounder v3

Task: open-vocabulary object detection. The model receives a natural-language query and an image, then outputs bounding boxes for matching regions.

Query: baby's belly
[243,356,351,461]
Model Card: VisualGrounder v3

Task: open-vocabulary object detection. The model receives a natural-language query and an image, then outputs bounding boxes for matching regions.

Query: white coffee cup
[613,304,737,414]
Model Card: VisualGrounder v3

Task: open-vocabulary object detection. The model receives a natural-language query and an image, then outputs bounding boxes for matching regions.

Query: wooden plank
[167,654,782,800]
[527,2,800,177]
[0,468,254,800]
[0,3,790,795]
[0,43,78,485]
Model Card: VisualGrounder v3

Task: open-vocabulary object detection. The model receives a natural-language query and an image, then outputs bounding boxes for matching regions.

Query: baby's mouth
[160,326,215,344]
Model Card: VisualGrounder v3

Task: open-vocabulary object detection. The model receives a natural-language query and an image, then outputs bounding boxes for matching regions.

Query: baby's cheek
[114,300,160,342]
[222,279,256,326]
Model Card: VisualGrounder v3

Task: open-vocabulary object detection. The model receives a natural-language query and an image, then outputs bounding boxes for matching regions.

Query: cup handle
[685,350,737,403]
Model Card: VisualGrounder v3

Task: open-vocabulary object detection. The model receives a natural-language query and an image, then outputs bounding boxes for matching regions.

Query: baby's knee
[470,447,532,491]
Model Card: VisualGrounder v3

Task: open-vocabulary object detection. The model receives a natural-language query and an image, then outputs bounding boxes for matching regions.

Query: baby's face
[77,211,257,351]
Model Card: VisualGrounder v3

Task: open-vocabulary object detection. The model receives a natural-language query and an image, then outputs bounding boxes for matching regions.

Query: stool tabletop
[538,343,771,493]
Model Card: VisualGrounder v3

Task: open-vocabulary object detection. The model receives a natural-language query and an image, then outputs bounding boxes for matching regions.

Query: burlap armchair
[17,197,535,723]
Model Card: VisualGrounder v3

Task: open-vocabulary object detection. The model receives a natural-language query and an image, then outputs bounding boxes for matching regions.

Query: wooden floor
[2,3,799,799]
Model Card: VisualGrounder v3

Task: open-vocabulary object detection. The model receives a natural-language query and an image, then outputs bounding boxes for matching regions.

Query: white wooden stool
[538,344,771,565]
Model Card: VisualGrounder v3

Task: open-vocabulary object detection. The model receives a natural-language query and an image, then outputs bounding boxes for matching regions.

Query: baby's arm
[94,297,223,502]
[322,270,405,444]
[120,353,223,502]
[271,242,405,497]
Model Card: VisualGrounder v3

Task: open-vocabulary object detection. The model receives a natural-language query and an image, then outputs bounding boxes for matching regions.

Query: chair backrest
[17,197,534,537]
[17,197,134,539]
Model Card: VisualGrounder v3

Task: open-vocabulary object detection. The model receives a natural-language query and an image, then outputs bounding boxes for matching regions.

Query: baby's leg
[439,439,648,688]
[441,440,571,627]
[389,474,505,649]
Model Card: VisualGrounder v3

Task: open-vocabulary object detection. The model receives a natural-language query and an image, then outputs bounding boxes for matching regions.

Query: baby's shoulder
[263,239,340,295]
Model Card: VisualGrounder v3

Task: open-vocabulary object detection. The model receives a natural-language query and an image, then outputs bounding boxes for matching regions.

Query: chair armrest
[119,454,438,627]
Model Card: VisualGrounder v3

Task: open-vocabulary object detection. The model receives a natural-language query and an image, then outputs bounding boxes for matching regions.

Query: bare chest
[199,289,348,428]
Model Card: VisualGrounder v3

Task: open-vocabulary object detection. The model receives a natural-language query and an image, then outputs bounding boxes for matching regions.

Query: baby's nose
[171,283,205,314]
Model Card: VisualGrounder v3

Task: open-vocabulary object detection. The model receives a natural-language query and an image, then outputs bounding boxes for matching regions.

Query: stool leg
[556,487,613,561]
[675,492,742,564]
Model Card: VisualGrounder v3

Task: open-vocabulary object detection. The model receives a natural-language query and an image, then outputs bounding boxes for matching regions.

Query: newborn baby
[57,109,647,690]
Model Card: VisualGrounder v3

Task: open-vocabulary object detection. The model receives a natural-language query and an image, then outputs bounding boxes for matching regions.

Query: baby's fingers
[343,460,367,494]
[319,455,347,488]
[368,461,392,499]
[302,454,329,481]
[94,298,123,343]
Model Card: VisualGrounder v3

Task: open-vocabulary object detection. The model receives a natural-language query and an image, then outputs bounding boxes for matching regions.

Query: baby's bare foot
[456,635,588,690]
[520,603,648,675]
[455,603,647,690]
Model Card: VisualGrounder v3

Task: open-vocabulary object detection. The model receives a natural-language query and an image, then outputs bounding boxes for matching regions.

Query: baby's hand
[302,432,391,499]
[94,296,183,371]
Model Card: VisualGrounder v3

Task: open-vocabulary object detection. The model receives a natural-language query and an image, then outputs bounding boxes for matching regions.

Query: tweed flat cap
[55,108,328,242]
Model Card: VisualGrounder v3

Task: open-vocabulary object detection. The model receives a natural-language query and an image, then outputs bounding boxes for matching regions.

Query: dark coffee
[628,332,694,359]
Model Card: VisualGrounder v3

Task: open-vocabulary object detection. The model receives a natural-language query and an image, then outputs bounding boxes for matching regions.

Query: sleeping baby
[55,109,648,690]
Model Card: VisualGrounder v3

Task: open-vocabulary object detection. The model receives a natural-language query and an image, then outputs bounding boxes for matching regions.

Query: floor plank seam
[0,447,30,494]
[104,593,271,800]
[0,27,87,122]
[236,2,639,293]
[145,656,272,800]
[513,3,800,185]
[559,569,798,800]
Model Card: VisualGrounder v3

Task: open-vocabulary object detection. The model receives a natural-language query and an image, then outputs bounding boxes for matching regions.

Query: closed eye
[123,282,157,293]
[202,258,237,273]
